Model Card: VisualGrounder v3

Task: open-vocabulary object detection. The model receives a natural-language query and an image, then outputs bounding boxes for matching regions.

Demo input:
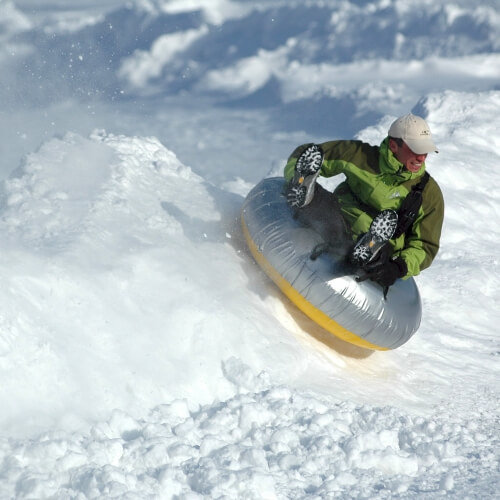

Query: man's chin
[407,164,422,173]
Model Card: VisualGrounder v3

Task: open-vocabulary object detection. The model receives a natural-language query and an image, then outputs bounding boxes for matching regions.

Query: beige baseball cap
[388,113,438,154]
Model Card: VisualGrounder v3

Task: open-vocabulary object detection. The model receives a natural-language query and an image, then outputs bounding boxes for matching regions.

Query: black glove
[358,256,407,287]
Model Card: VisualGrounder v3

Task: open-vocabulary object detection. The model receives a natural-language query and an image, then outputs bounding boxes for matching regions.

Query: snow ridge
[2,358,498,499]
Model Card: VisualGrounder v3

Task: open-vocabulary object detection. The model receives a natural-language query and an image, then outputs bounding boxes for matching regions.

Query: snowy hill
[0,0,499,497]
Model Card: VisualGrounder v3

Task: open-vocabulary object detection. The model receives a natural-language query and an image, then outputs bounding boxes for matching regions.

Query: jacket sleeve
[396,178,444,277]
[284,140,371,181]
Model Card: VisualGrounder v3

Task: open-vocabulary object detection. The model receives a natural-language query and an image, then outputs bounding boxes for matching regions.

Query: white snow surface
[0,0,499,498]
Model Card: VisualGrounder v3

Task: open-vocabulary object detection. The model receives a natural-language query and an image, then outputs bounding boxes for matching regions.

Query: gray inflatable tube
[241,178,422,350]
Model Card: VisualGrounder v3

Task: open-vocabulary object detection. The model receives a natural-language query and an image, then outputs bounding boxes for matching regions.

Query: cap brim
[405,138,439,154]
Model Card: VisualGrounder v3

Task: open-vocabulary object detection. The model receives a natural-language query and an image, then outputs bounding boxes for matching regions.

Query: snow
[119,26,210,89]
[0,0,499,498]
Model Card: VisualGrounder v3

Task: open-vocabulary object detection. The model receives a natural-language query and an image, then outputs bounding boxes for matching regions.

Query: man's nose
[416,153,427,162]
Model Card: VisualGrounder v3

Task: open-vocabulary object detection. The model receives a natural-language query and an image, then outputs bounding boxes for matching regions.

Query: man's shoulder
[322,139,377,149]
[321,139,379,161]
[423,172,444,207]
[425,172,442,192]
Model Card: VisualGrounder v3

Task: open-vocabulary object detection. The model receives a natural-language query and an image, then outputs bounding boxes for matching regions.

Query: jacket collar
[378,137,426,181]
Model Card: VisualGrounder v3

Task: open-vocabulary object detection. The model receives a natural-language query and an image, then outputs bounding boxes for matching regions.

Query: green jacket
[284,138,444,278]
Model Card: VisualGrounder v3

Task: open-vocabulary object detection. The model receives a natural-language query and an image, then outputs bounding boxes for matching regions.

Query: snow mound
[1,131,227,262]
[0,130,238,436]
[1,358,497,498]
[0,129,326,438]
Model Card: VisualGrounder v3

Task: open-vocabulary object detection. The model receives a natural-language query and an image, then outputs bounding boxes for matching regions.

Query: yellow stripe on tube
[241,216,388,351]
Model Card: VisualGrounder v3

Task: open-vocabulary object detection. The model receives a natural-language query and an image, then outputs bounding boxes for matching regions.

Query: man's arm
[397,178,445,277]
[284,140,374,181]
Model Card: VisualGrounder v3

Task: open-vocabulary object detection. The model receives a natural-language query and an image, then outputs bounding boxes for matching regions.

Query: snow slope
[0,0,498,498]
[0,91,498,498]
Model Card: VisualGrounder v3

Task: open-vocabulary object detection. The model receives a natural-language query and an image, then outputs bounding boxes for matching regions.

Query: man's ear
[388,138,398,154]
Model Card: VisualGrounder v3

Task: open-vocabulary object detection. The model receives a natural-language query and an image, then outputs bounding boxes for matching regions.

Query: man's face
[389,139,428,173]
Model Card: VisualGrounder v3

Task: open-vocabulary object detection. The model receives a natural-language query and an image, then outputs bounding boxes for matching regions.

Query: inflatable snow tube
[241,177,422,350]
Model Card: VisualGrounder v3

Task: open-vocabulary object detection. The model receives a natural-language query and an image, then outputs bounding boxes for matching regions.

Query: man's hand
[357,256,407,287]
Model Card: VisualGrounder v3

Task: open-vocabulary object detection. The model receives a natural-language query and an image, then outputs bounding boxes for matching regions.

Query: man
[283,113,444,288]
